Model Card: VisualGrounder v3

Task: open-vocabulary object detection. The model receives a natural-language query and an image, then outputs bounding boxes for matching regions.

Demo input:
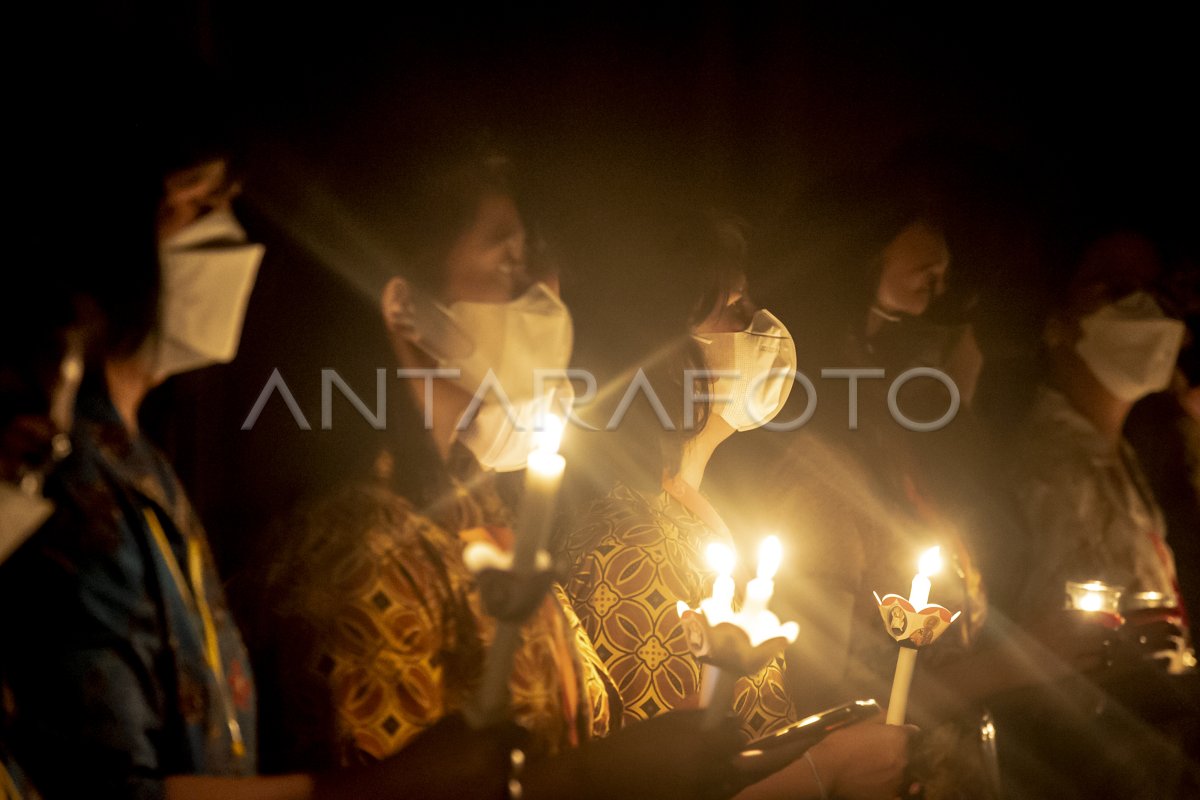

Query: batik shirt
[0,389,256,800]
[564,484,795,743]
[261,443,617,769]
[1011,387,1183,621]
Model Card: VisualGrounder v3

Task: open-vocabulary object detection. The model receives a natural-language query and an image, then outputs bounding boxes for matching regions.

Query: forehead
[163,158,229,195]
[1066,233,1163,314]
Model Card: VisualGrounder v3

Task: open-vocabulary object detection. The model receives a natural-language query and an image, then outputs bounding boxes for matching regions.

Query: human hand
[523,709,744,800]
[807,716,916,800]
[315,714,521,800]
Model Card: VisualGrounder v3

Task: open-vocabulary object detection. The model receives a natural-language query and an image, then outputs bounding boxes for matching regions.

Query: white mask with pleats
[1075,291,1185,402]
[154,207,264,380]
[694,308,797,431]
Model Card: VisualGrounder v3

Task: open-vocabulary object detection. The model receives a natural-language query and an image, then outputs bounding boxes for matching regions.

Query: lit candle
[886,546,943,726]
[470,413,566,729]
[742,535,782,619]
[908,546,942,608]
[514,413,566,573]
[701,543,736,625]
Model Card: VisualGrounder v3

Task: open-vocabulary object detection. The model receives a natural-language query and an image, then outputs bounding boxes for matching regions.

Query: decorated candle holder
[876,546,961,726]
[873,593,961,650]
[676,536,800,729]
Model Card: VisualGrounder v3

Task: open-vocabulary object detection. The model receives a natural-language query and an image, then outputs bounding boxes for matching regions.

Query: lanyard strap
[142,509,246,759]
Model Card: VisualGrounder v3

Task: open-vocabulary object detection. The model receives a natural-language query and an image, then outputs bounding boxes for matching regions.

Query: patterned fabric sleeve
[552,582,621,737]
[320,518,460,761]
[566,489,795,743]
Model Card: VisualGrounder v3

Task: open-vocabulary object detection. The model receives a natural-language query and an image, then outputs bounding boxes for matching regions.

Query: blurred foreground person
[1,268,88,800]
[0,115,537,800]
[248,146,745,799]
[563,212,915,800]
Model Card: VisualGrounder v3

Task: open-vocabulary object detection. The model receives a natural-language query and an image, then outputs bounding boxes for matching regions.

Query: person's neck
[675,417,733,490]
[866,301,908,339]
[104,357,154,434]
[426,381,472,462]
[1052,363,1132,449]
[395,345,472,463]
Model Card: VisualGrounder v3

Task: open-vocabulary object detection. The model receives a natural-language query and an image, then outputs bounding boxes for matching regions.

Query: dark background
[66,1,1196,572]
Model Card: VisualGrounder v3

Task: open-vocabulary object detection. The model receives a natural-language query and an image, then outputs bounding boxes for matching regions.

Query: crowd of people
[1,71,1198,800]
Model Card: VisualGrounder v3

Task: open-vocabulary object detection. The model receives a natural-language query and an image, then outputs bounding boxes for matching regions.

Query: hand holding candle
[678,534,799,729]
[468,411,566,729]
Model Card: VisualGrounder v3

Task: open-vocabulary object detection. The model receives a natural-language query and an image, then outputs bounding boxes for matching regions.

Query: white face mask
[458,379,575,472]
[404,282,574,403]
[0,477,53,564]
[1075,291,1185,402]
[694,308,797,431]
[155,208,265,380]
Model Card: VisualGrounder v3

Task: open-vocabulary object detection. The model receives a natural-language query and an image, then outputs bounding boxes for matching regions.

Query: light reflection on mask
[694,308,798,431]
[458,380,575,471]
[1075,291,1185,402]
[403,281,574,403]
[154,207,264,380]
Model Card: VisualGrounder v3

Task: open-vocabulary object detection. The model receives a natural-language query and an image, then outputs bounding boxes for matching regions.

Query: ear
[381,276,413,334]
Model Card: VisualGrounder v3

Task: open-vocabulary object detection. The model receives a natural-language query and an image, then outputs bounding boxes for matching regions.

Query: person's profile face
[157,158,240,242]
[875,221,950,318]
[441,193,528,305]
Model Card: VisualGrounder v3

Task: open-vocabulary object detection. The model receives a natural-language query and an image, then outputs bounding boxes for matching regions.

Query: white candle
[701,543,736,624]
[887,545,943,726]
[472,413,566,728]
[515,413,565,573]
[742,535,782,619]
[908,546,942,608]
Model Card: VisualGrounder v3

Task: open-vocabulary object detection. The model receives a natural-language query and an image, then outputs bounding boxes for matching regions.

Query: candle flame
[706,542,736,576]
[533,412,565,455]
[918,546,943,577]
[1078,592,1104,612]
[756,535,783,581]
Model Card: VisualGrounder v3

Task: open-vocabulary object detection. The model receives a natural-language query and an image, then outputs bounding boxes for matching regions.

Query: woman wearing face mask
[1011,232,1189,631]
[562,212,916,800]
[247,145,746,800]
[997,231,1200,799]
[0,115,305,796]
[2,114,601,800]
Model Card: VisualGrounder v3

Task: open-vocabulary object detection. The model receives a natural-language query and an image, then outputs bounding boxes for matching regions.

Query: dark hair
[331,134,517,301]
[572,209,748,494]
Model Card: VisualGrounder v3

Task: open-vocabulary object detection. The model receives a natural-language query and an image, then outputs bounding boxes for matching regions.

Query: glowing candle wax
[701,543,736,624]
[514,413,566,573]
[742,535,782,619]
[886,545,943,726]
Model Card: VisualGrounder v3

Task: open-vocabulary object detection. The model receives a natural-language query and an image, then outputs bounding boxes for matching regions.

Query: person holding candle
[563,210,915,799]
[246,140,754,800]
[1010,231,1190,633]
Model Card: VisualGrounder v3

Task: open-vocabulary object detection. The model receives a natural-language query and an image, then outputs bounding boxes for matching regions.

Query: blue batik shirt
[0,387,256,799]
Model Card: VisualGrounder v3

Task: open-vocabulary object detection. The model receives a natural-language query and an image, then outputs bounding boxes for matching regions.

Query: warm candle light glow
[533,411,565,455]
[756,535,782,581]
[706,542,736,575]
[918,546,943,578]
[1078,592,1104,612]
[703,542,737,623]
